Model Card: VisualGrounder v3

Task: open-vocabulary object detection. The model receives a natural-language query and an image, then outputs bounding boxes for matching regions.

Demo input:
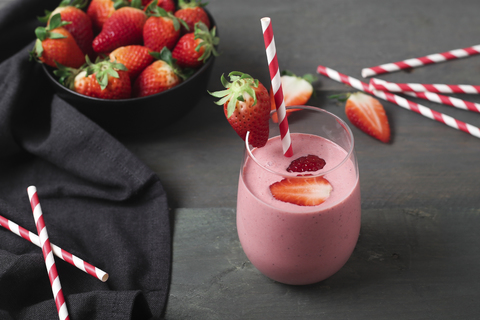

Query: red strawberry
[209,72,271,148]
[92,4,147,53]
[86,0,116,33]
[40,0,94,57]
[141,0,176,11]
[270,71,316,123]
[172,22,219,68]
[269,176,333,207]
[157,0,176,12]
[133,48,187,97]
[344,92,391,143]
[143,4,186,52]
[174,0,210,34]
[55,57,131,99]
[30,14,85,68]
[109,45,153,80]
[286,154,326,173]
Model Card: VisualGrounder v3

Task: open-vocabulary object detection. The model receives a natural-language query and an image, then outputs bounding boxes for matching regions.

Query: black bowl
[42,11,217,137]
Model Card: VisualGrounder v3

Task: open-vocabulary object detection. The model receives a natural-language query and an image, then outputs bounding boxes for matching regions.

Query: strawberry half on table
[270,70,316,123]
[172,22,219,69]
[209,72,271,148]
[30,13,85,69]
[343,92,391,143]
[54,57,131,99]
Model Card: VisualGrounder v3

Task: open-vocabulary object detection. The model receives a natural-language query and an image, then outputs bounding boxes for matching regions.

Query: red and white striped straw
[316,65,480,139]
[261,17,293,157]
[369,77,480,94]
[372,78,480,113]
[361,44,480,78]
[0,214,108,282]
[27,186,70,320]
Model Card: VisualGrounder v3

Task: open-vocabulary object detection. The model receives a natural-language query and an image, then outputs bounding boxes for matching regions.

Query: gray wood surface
[4,0,480,318]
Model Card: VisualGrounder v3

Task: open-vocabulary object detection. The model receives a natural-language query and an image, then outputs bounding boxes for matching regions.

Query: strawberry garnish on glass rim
[209,71,271,148]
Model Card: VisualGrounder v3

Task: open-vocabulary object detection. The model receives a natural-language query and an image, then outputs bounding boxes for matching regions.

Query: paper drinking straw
[316,65,480,139]
[361,44,480,78]
[0,214,108,282]
[261,17,293,157]
[27,186,70,320]
[372,78,480,113]
[369,77,480,94]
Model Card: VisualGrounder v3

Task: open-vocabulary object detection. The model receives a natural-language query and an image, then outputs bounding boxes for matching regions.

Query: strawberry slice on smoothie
[269,176,333,206]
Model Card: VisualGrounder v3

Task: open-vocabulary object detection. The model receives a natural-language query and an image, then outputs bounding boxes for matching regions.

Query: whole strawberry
[40,0,94,57]
[209,72,271,148]
[140,0,176,11]
[143,4,186,52]
[133,48,188,97]
[92,0,147,53]
[30,13,85,68]
[55,57,131,99]
[109,45,153,80]
[157,0,176,12]
[174,0,210,34]
[172,22,219,69]
[86,0,116,33]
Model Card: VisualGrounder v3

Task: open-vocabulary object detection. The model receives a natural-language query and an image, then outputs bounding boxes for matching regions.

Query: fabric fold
[0,1,172,319]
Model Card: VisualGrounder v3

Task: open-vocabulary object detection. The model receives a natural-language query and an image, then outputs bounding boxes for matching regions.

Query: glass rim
[245,105,355,178]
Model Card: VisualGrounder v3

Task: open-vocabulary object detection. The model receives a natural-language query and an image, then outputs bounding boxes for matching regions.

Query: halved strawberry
[270,70,316,123]
[344,92,390,143]
[269,176,332,206]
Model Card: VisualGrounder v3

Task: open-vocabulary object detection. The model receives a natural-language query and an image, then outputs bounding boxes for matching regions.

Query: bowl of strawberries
[35,0,218,136]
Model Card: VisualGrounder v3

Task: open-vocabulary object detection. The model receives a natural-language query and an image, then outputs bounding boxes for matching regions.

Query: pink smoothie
[236,133,361,285]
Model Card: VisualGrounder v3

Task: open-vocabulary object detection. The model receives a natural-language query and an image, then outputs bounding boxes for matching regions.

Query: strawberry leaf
[209,71,260,117]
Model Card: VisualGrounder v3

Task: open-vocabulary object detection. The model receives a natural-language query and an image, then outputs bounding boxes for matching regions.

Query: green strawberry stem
[178,0,207,9]
[194,22,219,62]
[31,14,71,61]
[281,70,317,84]
[145,3,187,31]
[54,56,128,91]
[209,71,259,118]
[85,56,128,90]
[150,47,193,81]
[328,93,351,102]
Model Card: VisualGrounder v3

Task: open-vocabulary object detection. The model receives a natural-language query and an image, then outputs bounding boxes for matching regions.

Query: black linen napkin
[0,0,171,319]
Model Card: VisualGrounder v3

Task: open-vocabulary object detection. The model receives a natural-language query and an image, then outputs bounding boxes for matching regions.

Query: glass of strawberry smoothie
[236,105,361,285]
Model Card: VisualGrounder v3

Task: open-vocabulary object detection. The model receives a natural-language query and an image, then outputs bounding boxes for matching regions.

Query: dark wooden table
[5,0,479,318]
[120,0,480,318]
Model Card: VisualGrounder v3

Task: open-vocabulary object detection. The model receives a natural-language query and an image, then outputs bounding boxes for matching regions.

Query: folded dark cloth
[0,1,171,319]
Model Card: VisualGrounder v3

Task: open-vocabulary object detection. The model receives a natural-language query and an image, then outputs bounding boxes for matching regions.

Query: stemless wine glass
[236,106,361,285]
